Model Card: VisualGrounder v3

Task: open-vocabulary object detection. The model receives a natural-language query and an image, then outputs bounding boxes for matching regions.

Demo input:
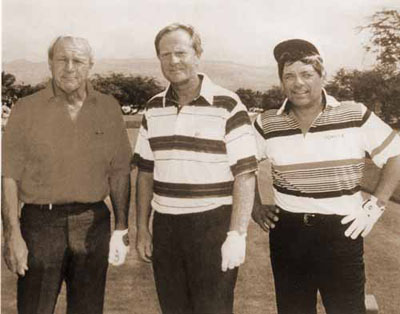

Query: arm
[373,155,400,206]
[1,177,29,276]
[251,175,280,232]
[221,172,255,272]
[229,172,256,234]
[135,170,154,262]
[108,173,131,266]
[342,155,400,239]
[109,173,131,230]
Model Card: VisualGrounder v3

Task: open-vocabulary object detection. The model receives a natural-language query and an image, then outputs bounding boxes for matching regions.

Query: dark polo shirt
[2,81,132,204]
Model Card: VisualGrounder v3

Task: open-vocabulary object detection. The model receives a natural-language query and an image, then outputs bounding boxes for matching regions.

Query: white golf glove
[108,229,130,266]
[341,196,385,239]
[221,231,246,272]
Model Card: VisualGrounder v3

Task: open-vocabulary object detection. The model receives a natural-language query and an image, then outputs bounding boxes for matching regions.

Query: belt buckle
[39,204,53,210]
[303,213,316,226]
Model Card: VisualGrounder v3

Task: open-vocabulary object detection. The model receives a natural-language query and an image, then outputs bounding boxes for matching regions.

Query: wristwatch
[363,195,385,218]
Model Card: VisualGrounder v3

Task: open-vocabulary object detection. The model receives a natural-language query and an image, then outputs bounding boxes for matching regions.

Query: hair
[279,54,326,81]
[154,23,203,57]
[48,36,94,65]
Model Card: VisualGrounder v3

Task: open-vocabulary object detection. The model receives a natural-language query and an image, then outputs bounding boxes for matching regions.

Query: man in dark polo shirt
[2,36,132,314]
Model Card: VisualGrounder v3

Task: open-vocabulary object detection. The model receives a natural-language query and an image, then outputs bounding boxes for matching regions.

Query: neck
[171,75,201,105]
[54,81,87,105]
[290,97,324,121]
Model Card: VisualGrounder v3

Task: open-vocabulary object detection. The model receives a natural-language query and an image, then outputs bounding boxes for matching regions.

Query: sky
[2,0,399,74]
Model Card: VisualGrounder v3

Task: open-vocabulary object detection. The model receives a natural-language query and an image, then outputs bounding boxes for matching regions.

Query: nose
[170,53,180,64]
[294,75,305,86]
[64,60,74,71]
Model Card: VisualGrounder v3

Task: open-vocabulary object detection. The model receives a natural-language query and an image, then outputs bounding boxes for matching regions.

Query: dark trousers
[152,205,238,314]
[270,208,366,314]
[18,202,110,314]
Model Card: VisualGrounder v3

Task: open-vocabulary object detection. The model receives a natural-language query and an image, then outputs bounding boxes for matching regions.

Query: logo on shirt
[324,133,344,140]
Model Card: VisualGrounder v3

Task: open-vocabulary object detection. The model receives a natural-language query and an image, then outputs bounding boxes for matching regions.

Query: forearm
[109,174,131,230]
[373,155,400,205]
[1,177,21,236]
[229,172,256,234]
[136,171,154,232]
[254,176,263,210]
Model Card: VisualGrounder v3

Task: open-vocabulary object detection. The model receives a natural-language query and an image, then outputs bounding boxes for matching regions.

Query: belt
[277,206,339,227]
[24,201,104,211]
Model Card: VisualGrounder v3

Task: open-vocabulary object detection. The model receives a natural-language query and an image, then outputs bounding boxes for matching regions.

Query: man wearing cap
[252,39,400,314]
[133,23,258,314]
[2,36,131,314]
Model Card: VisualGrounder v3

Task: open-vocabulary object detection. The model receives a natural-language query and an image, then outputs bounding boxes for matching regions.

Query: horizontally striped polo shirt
[254,90,400,216]
[133,74,258,214]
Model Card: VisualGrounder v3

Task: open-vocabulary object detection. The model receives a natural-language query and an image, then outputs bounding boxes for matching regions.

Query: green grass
[2,125,399,314]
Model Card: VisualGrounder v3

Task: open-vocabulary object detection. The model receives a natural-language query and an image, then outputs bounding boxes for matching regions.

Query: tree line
[2,10,399,125]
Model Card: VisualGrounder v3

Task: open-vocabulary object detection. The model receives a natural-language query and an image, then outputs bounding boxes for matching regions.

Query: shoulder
[325,95,367,121]
[11,87,50,114]
[254,109,292,139]
[91,90,121,113]
[210,85,241,113]
[146,90,166,110]
[258,108,282,123]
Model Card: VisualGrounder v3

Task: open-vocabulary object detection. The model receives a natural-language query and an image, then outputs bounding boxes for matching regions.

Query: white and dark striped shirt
[133,74,258,214]
[254,90,400,215]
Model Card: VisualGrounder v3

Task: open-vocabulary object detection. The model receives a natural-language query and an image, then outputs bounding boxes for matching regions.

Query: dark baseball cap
[273,39,320,64]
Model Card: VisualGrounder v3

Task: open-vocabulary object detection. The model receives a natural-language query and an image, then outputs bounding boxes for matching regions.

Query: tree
[236,88,259,110]
[261,86,285,110]
[325,68,400,125]
[2,71,46,107]
[91,73,163,114]
[359,9,400,71]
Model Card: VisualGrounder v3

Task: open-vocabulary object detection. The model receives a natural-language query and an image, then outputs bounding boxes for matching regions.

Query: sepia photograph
[2,0,400,313]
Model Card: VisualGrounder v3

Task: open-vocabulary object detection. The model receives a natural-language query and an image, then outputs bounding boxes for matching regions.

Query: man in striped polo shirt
[132,23,258,314]
[252,39,400,314]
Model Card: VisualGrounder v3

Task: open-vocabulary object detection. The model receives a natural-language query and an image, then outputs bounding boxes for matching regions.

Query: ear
[194,54,201,66]
[280,82,285,92]
[48,59,53,72]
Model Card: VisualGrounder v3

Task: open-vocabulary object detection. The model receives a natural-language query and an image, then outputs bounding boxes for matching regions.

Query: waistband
[154,204,232,217]
[276,206,343,227]
[24,201,105,211]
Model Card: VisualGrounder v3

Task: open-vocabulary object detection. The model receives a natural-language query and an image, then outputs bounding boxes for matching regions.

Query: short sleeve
[2,100,29,180]
[360,104,400,168]
[131,113,155,172]
[253,114,269,161]
[109,100,133,177]
[224,99,258,177]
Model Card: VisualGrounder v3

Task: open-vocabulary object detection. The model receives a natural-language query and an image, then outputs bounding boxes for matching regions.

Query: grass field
[2,122,400,314]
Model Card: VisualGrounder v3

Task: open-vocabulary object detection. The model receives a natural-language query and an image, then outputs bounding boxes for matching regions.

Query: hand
[108,229,130,266]
[2,105,11,130]
[341,198,385,239]
[136,228,153,263]
[4,230,29,276]
[221,231,246,272]
[252,204,279,232]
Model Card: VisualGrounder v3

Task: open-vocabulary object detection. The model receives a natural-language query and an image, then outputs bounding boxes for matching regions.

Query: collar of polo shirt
[162,73,217,107]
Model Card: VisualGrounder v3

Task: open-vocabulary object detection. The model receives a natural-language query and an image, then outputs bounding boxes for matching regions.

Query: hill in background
[2,58,278,92]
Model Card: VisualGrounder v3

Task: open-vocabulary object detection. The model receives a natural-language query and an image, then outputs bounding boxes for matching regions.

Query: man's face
[49,39,92,94]
[158,29,200,86]
[281,61,323,109]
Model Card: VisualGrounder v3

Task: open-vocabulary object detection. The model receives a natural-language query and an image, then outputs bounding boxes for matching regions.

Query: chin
[60,85,80,94]
[170,77,189,86]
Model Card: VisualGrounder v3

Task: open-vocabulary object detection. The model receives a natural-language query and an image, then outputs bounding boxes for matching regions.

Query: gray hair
[48,36,94,65]
[154,23,203,57]
[279,54,326,81]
